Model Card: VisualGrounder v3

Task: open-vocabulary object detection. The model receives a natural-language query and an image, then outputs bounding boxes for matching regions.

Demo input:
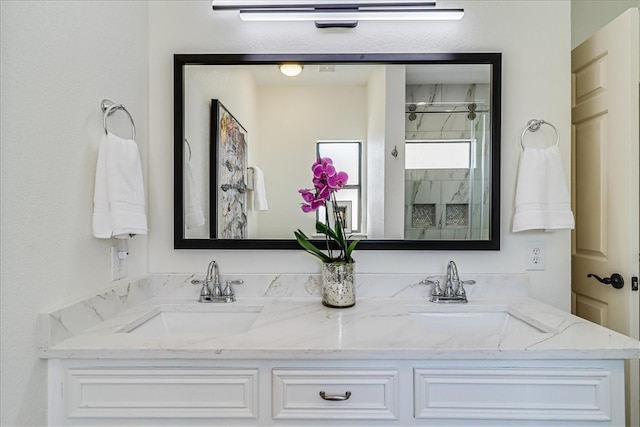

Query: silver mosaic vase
[321,262,356,308]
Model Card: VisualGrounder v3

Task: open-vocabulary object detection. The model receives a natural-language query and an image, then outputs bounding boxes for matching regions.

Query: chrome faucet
[207,260,222,297]
[444,260,459,297]
[423,260,475,303]
[191,260,243,303]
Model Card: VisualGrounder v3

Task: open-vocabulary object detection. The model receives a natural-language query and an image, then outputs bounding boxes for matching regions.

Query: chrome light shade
[212,1,464,28]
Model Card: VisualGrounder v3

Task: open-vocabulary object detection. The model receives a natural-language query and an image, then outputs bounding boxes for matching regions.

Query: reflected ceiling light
[212,1,464,28]
[279,63,304,77]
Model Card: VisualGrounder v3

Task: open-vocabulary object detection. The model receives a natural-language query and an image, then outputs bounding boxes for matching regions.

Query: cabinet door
[66,367,258,419]
[272,368,399,420]
[414,367,613,422]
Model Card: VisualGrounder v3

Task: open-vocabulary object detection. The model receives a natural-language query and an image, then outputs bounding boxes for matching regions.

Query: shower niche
[404,82,491,240]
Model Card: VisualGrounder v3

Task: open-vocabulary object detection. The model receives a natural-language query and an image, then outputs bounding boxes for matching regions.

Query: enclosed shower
[404,83,491,240]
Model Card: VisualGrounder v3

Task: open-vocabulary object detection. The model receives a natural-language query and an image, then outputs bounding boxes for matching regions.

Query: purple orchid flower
[295,156,358,264]
[328,171,348,190]
[312,161,336,181]
[299,157,349,213]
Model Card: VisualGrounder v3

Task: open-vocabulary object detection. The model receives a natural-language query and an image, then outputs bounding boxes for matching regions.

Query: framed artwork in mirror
[212,99,248,239]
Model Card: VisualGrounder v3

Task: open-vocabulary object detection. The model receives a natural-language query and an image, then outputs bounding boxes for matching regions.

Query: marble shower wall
[404,84,491,240]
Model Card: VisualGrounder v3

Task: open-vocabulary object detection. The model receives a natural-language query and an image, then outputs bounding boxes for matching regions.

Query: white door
[571,8,639,426]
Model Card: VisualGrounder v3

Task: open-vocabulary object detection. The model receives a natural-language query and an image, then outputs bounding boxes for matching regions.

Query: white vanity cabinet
[48,358,625,426]
[41,290,639,426]
[61,366,259,420]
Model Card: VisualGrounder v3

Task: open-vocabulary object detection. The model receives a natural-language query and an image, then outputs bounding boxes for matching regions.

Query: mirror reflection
[175,54,501,250]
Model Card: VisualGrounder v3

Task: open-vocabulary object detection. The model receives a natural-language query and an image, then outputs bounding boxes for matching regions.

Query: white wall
[149,1,572,307]
[0,2,149,425]
[366,67,387,238]
[256,84,368,238]
[572,0,640,48]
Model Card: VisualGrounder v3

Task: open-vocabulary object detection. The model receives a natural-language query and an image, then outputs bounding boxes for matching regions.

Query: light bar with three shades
[211,1,464,28]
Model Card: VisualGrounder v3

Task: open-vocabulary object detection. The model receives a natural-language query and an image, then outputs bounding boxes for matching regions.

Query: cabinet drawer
[272,368,398,420]
[66,367,258,419]
[414,367,612,422]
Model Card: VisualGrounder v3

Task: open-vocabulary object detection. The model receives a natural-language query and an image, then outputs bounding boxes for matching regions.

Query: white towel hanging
[249,166,268,211]
[184,155,205,229]
[93,132,147,238]
[512,144,574,232]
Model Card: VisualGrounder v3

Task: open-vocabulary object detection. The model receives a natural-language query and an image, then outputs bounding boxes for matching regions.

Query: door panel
[575,294,608,327]
[571,8,639,427]
[574,115,607,256]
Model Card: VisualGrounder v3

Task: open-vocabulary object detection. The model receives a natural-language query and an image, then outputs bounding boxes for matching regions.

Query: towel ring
[101,99,136,140]
[520,119,559,150]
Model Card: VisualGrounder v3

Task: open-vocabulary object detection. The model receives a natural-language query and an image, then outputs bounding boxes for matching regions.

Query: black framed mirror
[175,53,501,250]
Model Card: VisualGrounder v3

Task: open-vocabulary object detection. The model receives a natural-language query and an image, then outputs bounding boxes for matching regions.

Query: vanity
[40,273,640,426]
[39,52,638,426]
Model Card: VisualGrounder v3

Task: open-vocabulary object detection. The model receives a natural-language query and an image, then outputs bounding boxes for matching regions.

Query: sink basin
[406,306,552,336]
[120,305,263,335]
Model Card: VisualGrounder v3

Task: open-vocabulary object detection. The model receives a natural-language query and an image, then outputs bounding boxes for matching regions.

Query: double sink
[118,302,553,337]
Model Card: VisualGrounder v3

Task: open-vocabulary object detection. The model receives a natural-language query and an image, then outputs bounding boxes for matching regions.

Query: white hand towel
[184,157,205,229]
[92,136,111,238]
[512,145,574,232]
[92,132,147,239]
[251,166,268,211]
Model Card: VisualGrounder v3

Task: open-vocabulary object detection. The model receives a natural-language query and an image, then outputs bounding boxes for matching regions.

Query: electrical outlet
[525,240,546,271]
[110,245,127,281]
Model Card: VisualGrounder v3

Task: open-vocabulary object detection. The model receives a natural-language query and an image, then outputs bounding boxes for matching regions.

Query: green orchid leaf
[294,230,332,263]
[316,221,340,242]
[346,239,359,258]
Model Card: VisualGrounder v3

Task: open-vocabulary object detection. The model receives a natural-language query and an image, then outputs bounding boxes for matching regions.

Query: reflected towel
[251,166,268,211]
[93,132,147,239]
[512,145,574,232]
[185,157,205,229]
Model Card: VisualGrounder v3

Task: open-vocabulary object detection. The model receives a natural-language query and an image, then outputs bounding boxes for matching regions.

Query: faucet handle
[420,279,443,296]
[455,279,476,298]
[223,280,244,297]
[191,279,212,300]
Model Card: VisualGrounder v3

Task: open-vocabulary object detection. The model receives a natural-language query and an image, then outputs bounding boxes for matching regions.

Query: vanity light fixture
[279,63,304,76]
[212,0,464,28]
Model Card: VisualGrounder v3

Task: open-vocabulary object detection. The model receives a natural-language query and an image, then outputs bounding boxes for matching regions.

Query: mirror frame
[174,53,501,250]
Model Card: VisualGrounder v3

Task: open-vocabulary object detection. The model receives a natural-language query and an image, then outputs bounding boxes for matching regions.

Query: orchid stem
[324,205,333,259]
[331,193,347,260]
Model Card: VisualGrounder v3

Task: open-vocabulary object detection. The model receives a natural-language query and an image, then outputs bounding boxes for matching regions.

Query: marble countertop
[40,292,640,360]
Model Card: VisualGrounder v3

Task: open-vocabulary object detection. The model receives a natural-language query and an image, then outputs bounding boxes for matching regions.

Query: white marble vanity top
[39,274,640,360]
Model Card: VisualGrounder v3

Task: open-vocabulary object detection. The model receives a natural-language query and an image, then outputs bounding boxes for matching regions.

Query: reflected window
[316,141,362,233]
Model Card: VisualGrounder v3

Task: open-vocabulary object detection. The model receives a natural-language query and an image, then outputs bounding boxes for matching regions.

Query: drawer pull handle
[319,390,351,401]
